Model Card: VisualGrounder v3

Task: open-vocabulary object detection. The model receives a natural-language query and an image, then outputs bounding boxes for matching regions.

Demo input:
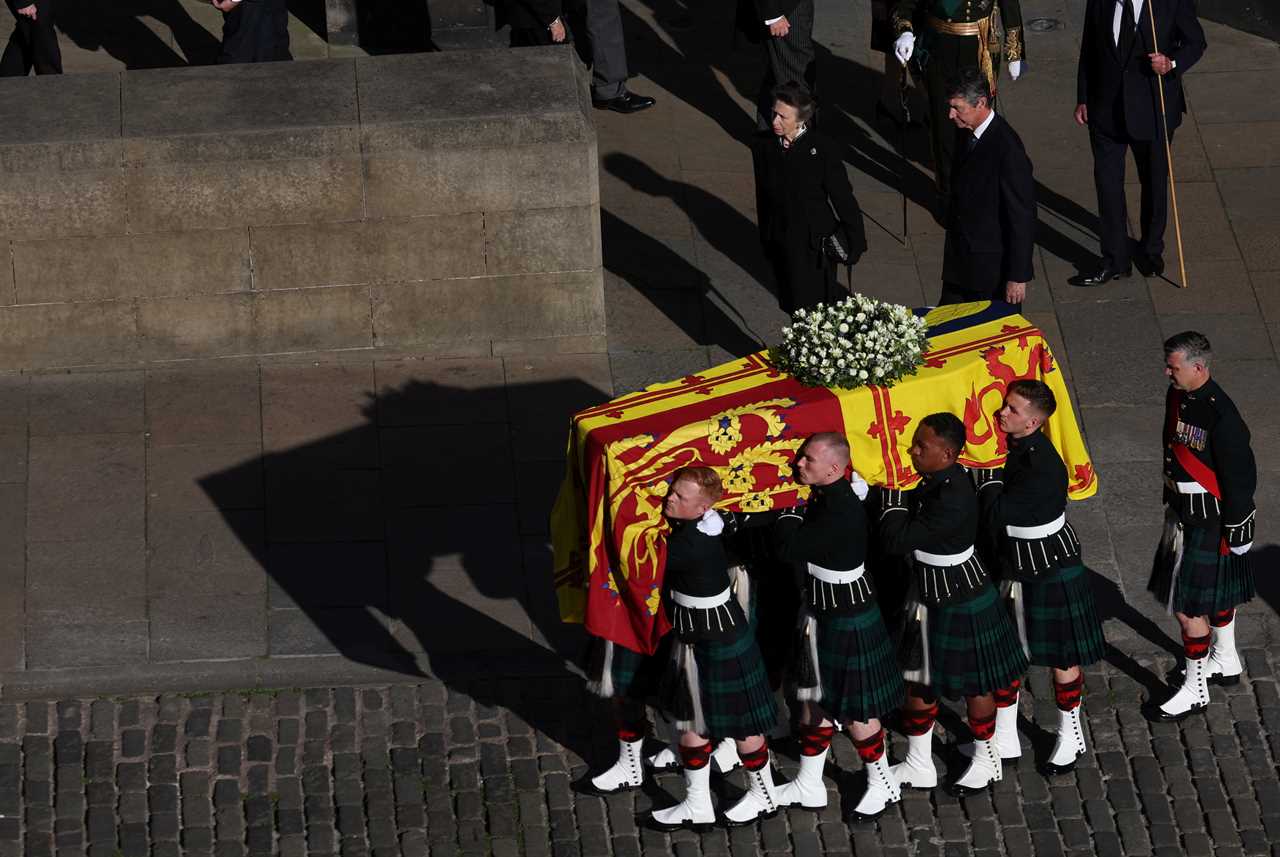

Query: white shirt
[972,109,997,140]
[1112,0,1143,46]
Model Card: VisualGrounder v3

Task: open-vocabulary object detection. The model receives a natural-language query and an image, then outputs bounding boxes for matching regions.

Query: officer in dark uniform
[878,412,1028,797]
[891,0,1025,199]
[1145,331,1256,722]
[727,433,904,822]
[972,380,1106,776]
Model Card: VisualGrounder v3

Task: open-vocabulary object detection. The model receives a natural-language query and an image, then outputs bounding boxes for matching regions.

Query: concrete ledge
[0,46,603,371]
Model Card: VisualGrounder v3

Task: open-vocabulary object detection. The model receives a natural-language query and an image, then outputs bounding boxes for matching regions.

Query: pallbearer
[972,380,1106,774]
[645,467,779,830]
[731,433,905,822]
[1145,332,1256,722]
[879,413,1029,796]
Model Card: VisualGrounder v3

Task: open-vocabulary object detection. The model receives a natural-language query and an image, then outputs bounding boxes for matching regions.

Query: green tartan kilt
[925,584,1030,700]
[584,635,668,701]
[1017,564,1106,669]
[806,605,905,724]
[658,627,778,740]
[1148,521,1255,617]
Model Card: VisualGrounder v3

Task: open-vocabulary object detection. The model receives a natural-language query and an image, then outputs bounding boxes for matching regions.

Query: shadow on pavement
[197,375,605,758]
[57,0,221,67]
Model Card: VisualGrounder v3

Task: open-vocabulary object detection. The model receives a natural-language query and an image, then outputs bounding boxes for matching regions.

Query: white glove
[1230,543,1252,556]
[1009,60,1023,80]
[894,32,915,66]
[849,470,869,501]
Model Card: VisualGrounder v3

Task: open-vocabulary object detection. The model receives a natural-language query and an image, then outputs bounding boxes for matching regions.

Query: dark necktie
[966,132,978,153]
[1118,0,1136,59]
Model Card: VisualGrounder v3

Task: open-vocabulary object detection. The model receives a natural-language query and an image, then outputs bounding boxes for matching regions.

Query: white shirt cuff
[764,15,783,25]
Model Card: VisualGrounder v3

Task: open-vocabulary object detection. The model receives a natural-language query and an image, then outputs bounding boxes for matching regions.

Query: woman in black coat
[752,82,867,315]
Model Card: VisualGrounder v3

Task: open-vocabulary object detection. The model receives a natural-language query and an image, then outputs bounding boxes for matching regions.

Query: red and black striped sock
[679,741,713,770]
[853,728,886,764]
[901,703,939,737]
[739,742,769,771]
[616,718,646,743]
[993,678,1021,708]
[1183,631,1212,660]
[798,723,836,757]
[1211,608,1235,628]
[969,712,997,742]
[1053,675,1084,711]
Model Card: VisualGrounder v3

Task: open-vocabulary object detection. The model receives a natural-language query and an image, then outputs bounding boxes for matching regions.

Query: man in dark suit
[739,0,817,129]
[212,0,291,64]
[1074,0,1206,285]
[939,68,1035,307]
[1,0,61,76]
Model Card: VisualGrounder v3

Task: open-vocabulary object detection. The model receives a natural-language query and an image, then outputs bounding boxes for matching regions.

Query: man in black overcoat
[938,68,1035,307]
[1073,0,1206,285]
[738,0,817,129]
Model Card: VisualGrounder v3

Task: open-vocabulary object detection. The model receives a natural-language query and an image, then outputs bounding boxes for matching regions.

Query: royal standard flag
[550,302,1097,656]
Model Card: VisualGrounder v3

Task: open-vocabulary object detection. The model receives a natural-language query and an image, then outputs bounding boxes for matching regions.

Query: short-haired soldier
[971,380,1106,775]
[1144,332,1257,722]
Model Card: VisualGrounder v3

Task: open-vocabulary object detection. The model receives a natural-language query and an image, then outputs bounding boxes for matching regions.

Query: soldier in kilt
[970,380,1106,775]
[727,433,905,821]
[642,467,779,831]
[1144,332,1256,722]
[879,413,1029,797]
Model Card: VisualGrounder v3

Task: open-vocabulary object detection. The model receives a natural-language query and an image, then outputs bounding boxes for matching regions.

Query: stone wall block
[0,241,13,306]
[13,228,251,304]
[250,214,485,291]
[485,206,600,276]
[253,285,373,354]
[371,270,605,348]
[137,293,256,362]
[0,301,138,368]
[0,168,125,241]
[126,157,365,234]
[364,143,596,218]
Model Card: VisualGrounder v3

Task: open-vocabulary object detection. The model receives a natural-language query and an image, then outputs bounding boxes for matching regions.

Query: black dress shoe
[1140,700,1206,723]
[1135,253,1165,278]
[1072,265,1132,287]
[592,91,656,114]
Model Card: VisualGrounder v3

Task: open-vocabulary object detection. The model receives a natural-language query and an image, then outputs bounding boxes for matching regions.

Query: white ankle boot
[589,738,644,794]
[774,748,829,810]
[959,702,1021,761]
[722,762,780,826]
[889,731,937,789]
[650,762,715,831]
[1041,705,1086,775]
[1150,655,1210,722]
[711,737,742,773]
[1207,618,1243,686]
[951,737,1002,796]
[646,743,680,771]
[847,755,902,823]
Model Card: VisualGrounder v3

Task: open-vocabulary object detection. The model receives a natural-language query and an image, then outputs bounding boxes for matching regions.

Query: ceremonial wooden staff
[1147,4,1189,288]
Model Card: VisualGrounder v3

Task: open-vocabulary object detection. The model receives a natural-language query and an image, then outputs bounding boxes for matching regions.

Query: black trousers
[1090,124,1172,269]
[755,0,816,128]
[1,0,61,76]
[767,238,840,314]
[217,0,291,64]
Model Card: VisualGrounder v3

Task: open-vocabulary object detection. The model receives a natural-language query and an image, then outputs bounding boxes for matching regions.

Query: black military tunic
[880,463,1028,699]
[1150,379,1257,616]
[892,0,1025,194]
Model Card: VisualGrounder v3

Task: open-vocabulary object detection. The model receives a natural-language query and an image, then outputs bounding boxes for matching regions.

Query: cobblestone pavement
[5,647,1280,857]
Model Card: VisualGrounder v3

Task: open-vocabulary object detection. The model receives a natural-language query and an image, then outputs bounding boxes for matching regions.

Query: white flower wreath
[771,294,929,389]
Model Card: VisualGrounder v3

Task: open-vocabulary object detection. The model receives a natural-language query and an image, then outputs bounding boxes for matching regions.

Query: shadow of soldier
[196,374,609,759]
[56,0,222,67]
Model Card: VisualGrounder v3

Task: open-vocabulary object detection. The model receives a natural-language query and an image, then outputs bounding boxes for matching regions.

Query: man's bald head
[795,432,850,486]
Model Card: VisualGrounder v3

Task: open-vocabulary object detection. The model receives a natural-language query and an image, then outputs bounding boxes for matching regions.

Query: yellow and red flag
[550,302,1097,656]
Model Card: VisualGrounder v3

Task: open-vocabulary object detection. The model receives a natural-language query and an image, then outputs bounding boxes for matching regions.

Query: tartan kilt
[658,627,778,740]
[583,636,667,701]
[796,604,905,724]
[924,584,1029,700]
[1017,563,1106,669]
[1149,519,1254,617]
